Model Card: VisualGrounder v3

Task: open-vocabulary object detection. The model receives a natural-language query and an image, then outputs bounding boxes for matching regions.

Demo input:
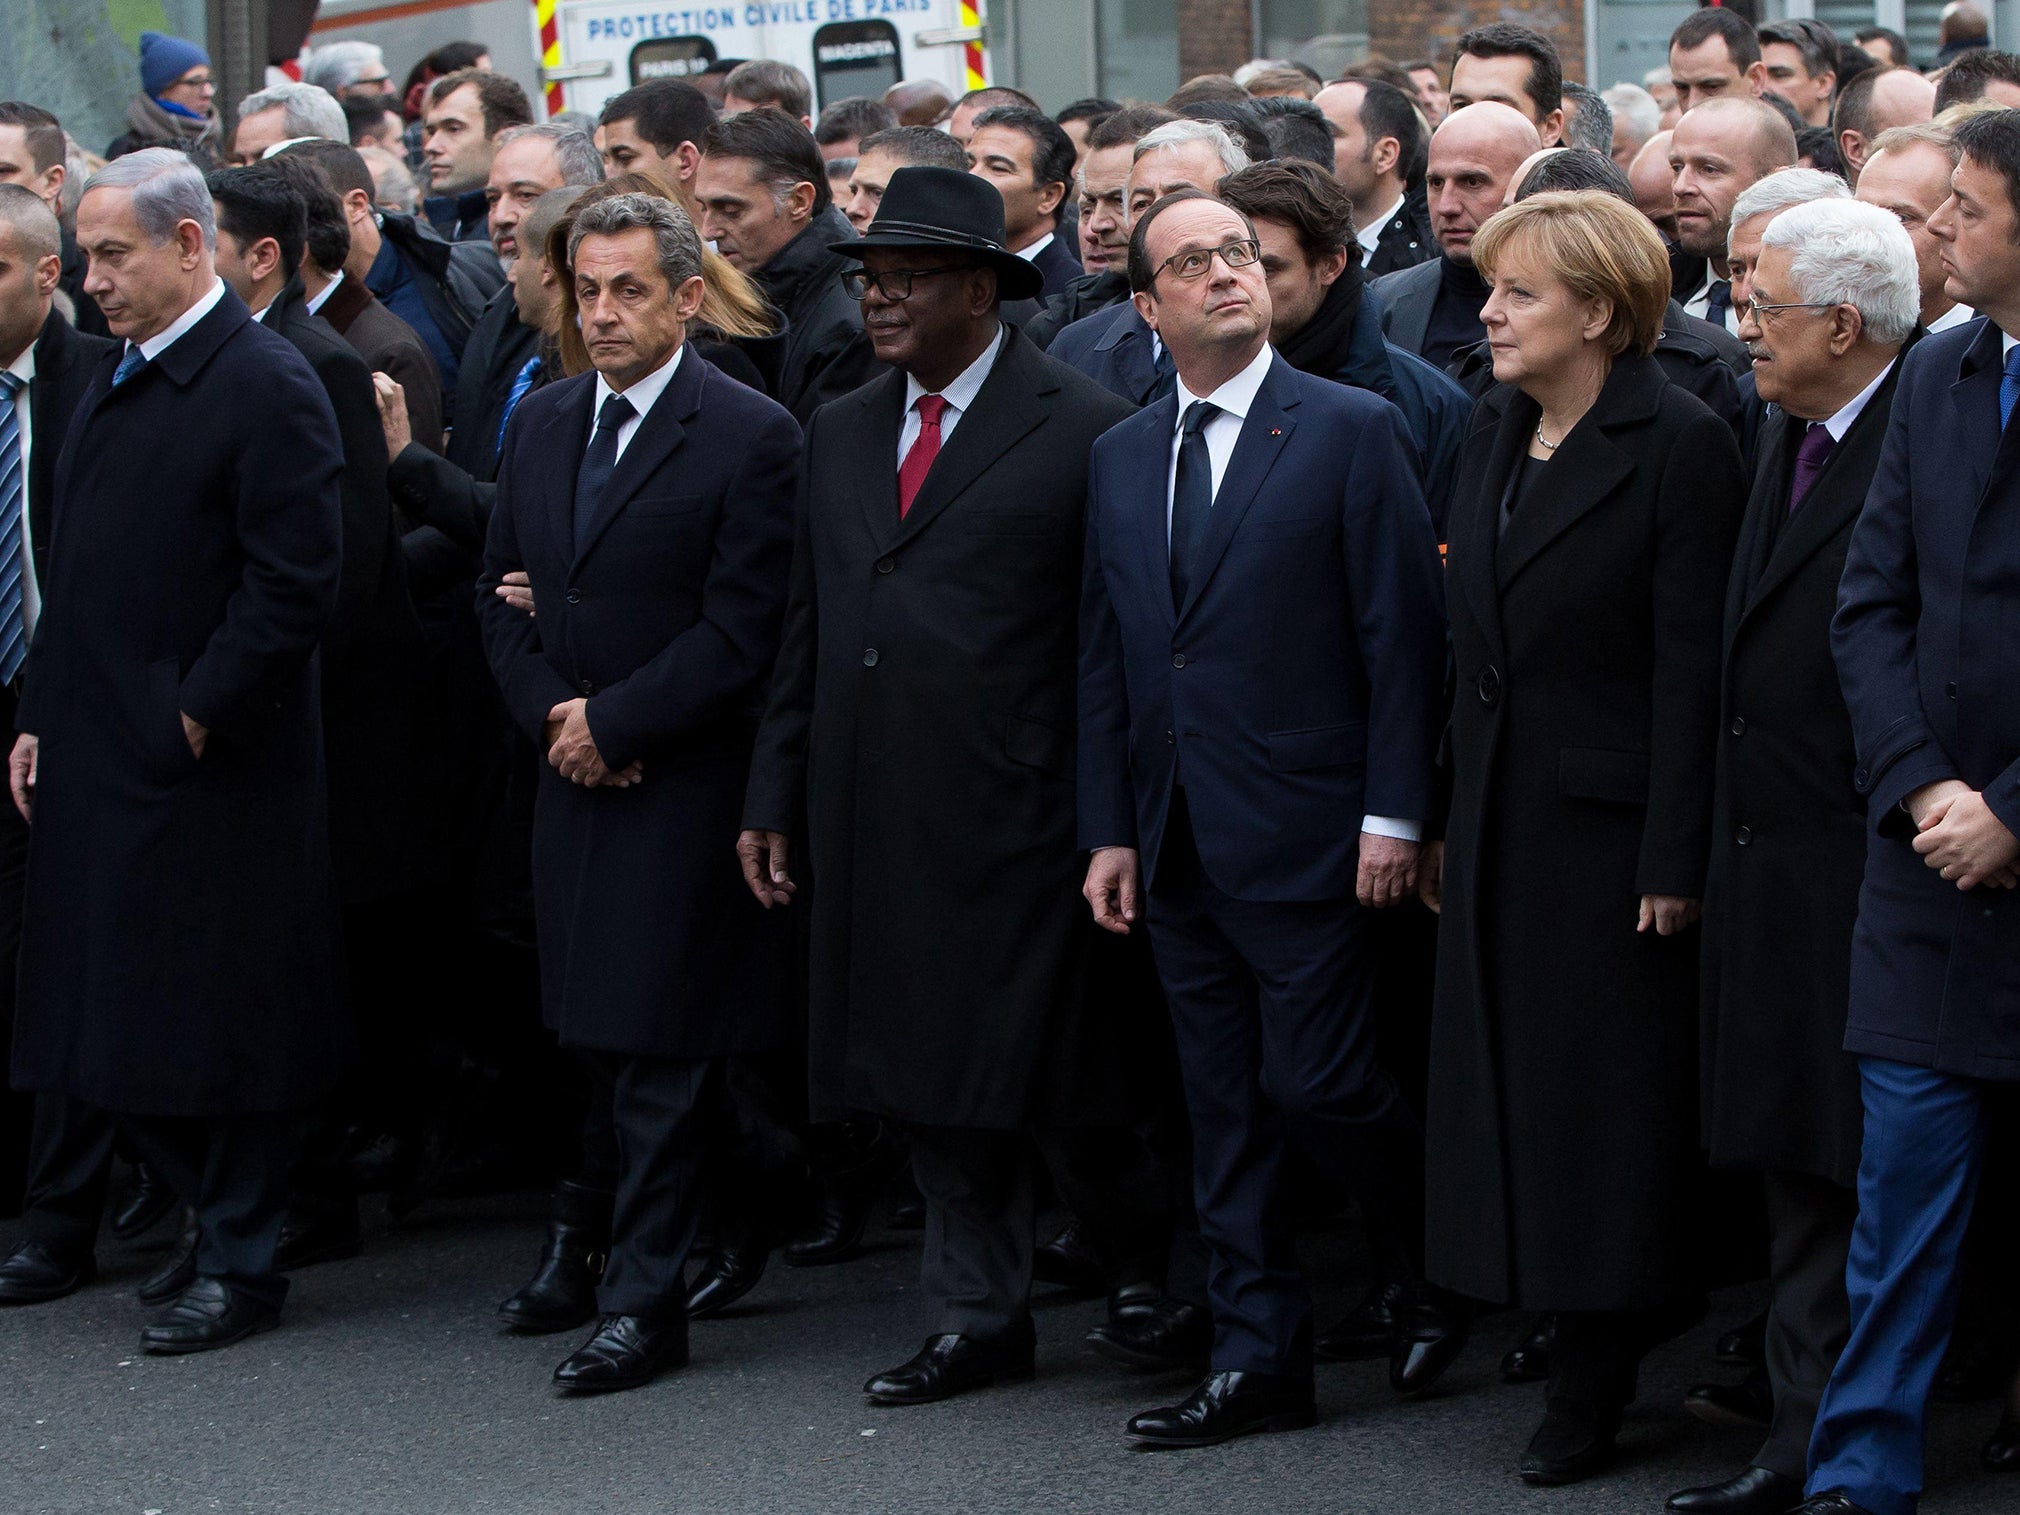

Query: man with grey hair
[302,40,392,103]
[7,149,345,1354]
[1856,123,1972,332]
[1560,81,1615,157]
[231,81,347,166]
[1602,81,1663,166]
[485,123,602,269]
[1673,194,1920,1515]
[477,190,801,1394]
[1048,117,1251,402]
[1726,168,1851,328]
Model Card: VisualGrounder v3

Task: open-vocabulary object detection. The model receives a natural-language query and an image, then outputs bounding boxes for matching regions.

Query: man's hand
[1638,895,1701,935]
[1903,778,1971,831]
[496,570,536,617]
[737,829,797,907]
[1083,846,1141,935]
[9,733,36,822]
[1357,832,1419,908]
[373,372,411,457]
[1912,786,2020,890]
[1417,839,1444,914]
[181,713,208,760]
[542,699,634,787]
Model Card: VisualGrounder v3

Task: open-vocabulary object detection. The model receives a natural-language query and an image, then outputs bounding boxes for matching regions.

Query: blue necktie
[111,345,145,386]
[0,372,28,686]
[1704,279,1732,331]
[573,393,635,554]
[2002,343,2020,432]
[1168,400,1218,610]
[496,355,541,452]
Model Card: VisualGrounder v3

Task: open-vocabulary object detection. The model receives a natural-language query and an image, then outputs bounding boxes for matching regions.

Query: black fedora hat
[831,165,1046,302]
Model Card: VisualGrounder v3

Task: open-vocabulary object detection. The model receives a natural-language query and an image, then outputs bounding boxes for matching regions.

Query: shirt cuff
[1361,815,1422,842]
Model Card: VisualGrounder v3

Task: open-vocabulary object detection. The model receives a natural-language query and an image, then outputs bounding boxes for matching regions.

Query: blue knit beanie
[139,31,211,96]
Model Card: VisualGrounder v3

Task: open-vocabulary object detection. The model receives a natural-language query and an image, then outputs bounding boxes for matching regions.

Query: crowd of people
[0,9,2016,1515]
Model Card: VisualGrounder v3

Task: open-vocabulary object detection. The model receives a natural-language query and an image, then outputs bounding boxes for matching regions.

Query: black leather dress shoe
[274,1199,364,1272]
[787,1127,905,1266]
[686,1241,767,1319]
[140,1277,281,1354]
[109,1162,177,1241]
[1316,1280,1406,1363]
[1685,1373,1775,1429]
[499,1181,611,1334]
[0,1240,96,1306]
[1787,1495,1876,1515]
[1087,1290,1212,1372]
[137,1214,198,1307]
[1984,1410,2020,1471]
[1716,1311,1768,1369]
[1667,1466,1804,1513]
[863,1332,1035,1405]
[1389,1286,1472,1398]
[1501,1313,1556,1383]
[886,1163,926,1230]
[552,1314,688,1394]
[1033,1220,1109,1296]
[1125,1369,1317,1448]
[1519,1403,1621,1486]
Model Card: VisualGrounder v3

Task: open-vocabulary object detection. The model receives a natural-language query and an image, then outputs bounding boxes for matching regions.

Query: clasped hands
[1906,779,2019,890]
[543,698,640,788]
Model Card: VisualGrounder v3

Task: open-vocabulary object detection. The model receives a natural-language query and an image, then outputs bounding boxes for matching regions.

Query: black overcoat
[1700,356,1912,1188]
[478,347,798,1058]
[1426,356,1747,1309]
[743,326,1136,1129]
[11,286,347,1116]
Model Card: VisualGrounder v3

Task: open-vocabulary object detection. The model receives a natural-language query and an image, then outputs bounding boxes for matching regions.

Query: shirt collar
[135,276,226,362]
[4,337,35,387]
[592,342,685,423]
[1356,194,1404,256]
[2004,329,2019,360]
[1015,231,1055,262]
[305,276,341,316]
[1927,301,1975,333]
[904,324,1004,416]
[1173,341,1274,430]
[1820,357,1896,443]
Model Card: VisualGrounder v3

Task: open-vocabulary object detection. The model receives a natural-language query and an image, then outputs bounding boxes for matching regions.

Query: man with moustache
[1670,96,1799,336]
[741,167,1139,1405]
[1670,197,1922,1515]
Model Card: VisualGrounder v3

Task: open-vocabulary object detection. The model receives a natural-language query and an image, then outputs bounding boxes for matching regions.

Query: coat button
[579,679,594,695]
[1477,665,1500,705]
[1171,653,1186,668]
[875,557,894,574]
[1164,729,1174,744]
[862,648,879,667]
[565,587,582,605]
[1735,825,1753,846]
[1948,681,1958,699]
[1730,717,1745,736]
[1854,767,1869,788]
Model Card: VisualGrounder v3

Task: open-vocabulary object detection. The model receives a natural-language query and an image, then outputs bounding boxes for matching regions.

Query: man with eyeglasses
[1079,187,1447,1447]
[741,166,1137,1409]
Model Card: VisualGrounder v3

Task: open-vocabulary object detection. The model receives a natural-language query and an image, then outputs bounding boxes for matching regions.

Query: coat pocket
[1268,721,1365,772]
[1005,714,1073,778]
[1558,746,1650,805]
[147,657,200,778]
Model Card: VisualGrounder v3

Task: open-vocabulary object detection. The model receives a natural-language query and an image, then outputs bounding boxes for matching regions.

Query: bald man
[1835,66,1937,185]
[1372,101,1540,367]
[1630,130,1680,241]
[1669,96,1799,334]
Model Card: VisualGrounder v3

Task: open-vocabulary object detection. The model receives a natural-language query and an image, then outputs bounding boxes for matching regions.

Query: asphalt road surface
[2,1195,2012,1514]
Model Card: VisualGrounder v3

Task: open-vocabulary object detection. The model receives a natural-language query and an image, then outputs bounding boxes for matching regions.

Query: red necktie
[897,393,948,518]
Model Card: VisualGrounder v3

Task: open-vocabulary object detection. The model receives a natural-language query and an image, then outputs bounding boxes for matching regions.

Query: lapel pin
[1270,428,1282,436]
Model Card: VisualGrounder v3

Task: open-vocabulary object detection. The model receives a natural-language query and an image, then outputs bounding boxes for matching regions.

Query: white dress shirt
[2004,330,2018,363]
[591,343,685,464]
[1355,193,1405,267]
[4,342,39,637]
[896,325,1005,464]
[1167,341,1418,843]
[1927,301,1976,334]
[1680,271,1741,336]
[1817,358,1896,443]
[1015,231,1054,263]
[133,276,226,362]
[305,276,341,316]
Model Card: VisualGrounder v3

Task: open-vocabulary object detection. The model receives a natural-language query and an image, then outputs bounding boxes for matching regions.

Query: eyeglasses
[1739,296,1840,325]
[171,74,215,90]
[841,266,969,301]
[1153,238,1261,283]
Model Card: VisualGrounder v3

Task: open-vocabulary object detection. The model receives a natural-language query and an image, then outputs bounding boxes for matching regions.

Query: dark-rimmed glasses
[841,266,969,302]
[1152,238,1262,283]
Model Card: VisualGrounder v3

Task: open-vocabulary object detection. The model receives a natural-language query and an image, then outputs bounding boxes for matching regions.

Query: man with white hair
[6,149,347,1354]
[302,41,393,103]
[1672,195,1921,1515]
[1047,118,1250,403]
[1725,168,1851,324]
[230,81,347,166]
[1603,82,1663,167]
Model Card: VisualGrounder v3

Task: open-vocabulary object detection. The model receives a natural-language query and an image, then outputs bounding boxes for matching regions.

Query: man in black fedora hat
[740,166,1151,1404]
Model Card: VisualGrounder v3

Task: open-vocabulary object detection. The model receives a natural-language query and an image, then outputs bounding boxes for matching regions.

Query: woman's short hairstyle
[1470,189,1670,357]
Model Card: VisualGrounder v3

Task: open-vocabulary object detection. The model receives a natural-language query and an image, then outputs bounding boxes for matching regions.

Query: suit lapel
[1131,393,1180,631]
[1176,355,1297,624]
[573,349,706,567]
[1450,389,1524,656]
[541,376,595,563]
[1949,319,2007,513]
[1730,409,1796,627]
[887,333,1050,551]
[855,370,909,553]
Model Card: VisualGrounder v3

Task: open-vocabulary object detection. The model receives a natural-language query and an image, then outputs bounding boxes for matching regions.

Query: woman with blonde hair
[1418,191,1748,1484]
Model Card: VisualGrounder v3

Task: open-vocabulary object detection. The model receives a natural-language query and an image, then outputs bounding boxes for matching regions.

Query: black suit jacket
[745,324,1136,1128]
[321,272,444,457]
[1702,350,1912,1189]
[1027,232,1084,300]
[1364,195,1434,279]
[26,310,116,592]
[757,207,880,424]
[479,347,799,1057]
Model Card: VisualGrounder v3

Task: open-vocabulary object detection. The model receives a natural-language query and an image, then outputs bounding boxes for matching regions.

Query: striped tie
[111,345,145,386]
[0,372,27,686]
[496,355,541,452]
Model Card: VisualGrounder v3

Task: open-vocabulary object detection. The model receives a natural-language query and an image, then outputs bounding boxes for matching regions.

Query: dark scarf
[1277,253,1366,377]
